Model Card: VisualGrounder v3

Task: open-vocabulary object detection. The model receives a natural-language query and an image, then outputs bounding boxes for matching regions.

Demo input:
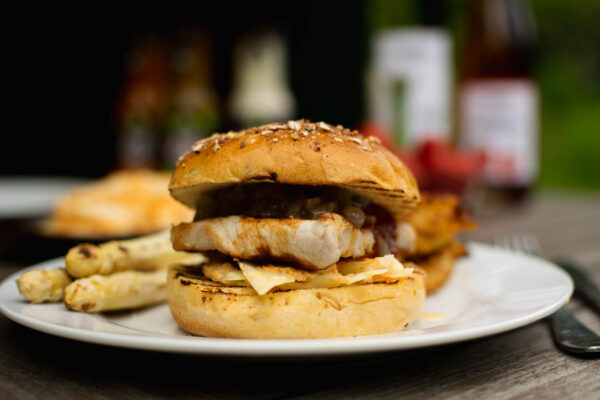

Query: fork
[494,234,600,357]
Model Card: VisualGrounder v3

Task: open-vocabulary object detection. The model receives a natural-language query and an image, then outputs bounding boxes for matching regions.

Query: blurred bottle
[459,0,538,199]
[228,31,295,128]
[115,36,168,169]
[163,29,220,169]
[367,0,452,148]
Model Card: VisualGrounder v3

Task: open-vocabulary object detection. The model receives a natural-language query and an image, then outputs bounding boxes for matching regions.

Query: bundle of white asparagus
[16,230,205,312]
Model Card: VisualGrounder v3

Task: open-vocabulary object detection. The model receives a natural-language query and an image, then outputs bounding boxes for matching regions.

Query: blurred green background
[532,0,600,190]
[370,0,600,191]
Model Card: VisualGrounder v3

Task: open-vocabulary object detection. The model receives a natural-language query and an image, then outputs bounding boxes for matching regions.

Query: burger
[166,120,427,339]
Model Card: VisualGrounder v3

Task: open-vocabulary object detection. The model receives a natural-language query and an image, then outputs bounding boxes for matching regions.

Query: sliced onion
[343,206,366,228]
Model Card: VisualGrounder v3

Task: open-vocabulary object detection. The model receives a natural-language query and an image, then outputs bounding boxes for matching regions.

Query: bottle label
[460,80,538,186]
[371,29,452,147]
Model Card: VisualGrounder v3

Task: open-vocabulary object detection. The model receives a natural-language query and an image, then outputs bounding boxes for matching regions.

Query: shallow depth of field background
[2,0,598,190]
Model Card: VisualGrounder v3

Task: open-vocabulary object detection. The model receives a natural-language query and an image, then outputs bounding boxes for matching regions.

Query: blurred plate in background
[0,177,87,219]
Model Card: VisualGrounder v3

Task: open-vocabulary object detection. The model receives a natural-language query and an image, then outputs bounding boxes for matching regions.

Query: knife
[551,259,600,356]
[554,259,600,315]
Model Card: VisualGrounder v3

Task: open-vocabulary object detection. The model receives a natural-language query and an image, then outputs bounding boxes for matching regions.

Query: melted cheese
[202,263,248,286]
[203,255,413,295]
[238,262,299,295]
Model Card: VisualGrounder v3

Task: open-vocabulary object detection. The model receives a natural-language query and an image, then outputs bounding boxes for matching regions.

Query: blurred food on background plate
[41,169,194,239]
[397,192,477,292]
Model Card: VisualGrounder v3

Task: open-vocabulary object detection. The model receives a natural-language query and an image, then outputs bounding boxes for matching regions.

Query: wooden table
[1,191,598,399]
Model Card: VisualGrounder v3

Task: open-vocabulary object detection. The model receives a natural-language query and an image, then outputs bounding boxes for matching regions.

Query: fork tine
[494,236,510,250]
[494,234,543,257]
[511,236,523,253]
[521,235,533,254]
[523,234,543,257]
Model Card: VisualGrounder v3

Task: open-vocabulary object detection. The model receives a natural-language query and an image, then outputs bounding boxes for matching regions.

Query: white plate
[0,243,572,357]
[0,177,87,218]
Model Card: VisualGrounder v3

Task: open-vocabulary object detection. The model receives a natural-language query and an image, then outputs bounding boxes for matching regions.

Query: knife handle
[577,283,600,315]
[555,260,600,315]
[551,307,600,356]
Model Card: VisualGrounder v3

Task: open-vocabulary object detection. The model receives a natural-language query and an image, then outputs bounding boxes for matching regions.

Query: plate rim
[0,243,574,357]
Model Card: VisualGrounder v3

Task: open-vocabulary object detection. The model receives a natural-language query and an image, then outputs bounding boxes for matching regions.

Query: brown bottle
[114,36,168,170]
[459,0,538,201]
[162,29,220,170]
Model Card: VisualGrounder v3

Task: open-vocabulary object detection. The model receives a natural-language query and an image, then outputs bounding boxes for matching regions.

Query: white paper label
[370,29,452,147]
[460,80,539,186]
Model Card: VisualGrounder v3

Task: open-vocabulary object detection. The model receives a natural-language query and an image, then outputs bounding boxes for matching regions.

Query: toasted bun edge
[167,264,426,339]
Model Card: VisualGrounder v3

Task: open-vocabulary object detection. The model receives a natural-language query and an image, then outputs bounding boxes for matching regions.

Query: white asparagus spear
[65,230,197,278]
[63,269,168,312]
[16,268,72,303]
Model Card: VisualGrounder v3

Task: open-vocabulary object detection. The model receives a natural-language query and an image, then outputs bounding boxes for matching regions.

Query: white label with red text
[460,80,538,186]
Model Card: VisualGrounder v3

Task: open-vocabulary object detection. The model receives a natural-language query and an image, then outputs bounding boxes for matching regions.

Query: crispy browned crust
[169,120,420,220]
[167,264,426,339]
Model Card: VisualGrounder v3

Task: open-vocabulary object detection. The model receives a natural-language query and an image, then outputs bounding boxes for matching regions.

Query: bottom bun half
[167,264,426,339]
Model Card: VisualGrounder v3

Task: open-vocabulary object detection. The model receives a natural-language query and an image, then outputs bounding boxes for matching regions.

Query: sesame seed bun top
[169,120,421,219]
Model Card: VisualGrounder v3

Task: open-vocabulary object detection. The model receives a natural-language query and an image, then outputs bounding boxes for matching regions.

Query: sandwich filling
[171,183,419,295]
[172,213,376,269]
[180,254,415,295]
[174,183,417,261]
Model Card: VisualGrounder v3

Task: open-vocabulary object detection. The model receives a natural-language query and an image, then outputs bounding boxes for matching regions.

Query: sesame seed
[273,138,278,143]
[302,130,310,136]
[318,122,333,131]
[367,136,381,145]
[334,137,343,142]
[226,131,236,139]
[350,137,362,144]
[288,120,302,130]
[290,132,300,140]
[192,141,204,151]
[260,130,273,135]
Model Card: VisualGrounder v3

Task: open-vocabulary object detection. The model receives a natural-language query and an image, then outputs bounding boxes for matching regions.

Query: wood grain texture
[0,190,598,399]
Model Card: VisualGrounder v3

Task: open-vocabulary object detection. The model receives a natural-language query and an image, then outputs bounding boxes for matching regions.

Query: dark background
[3,1,366,178]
